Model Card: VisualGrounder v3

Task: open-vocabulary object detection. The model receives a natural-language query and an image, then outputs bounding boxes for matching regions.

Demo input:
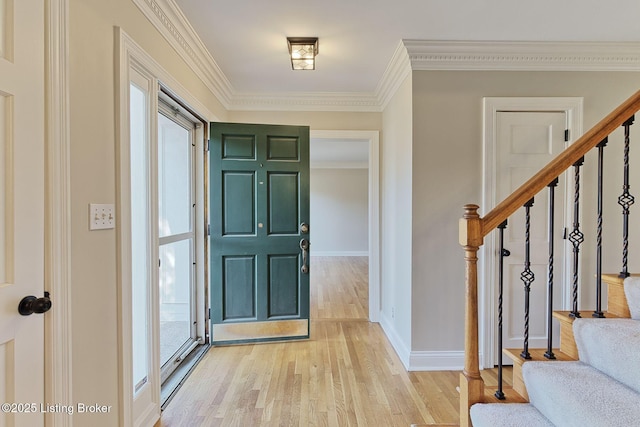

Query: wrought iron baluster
[594,138,608,318]
[495,220,508,400]
[545,179,558,359]
[618,116,635,278]
[569,157,585,318]
[520,198,534,360]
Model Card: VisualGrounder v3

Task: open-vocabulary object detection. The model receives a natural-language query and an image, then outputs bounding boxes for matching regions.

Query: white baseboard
[408,351,465,371]
[311,251,368,257]
[378,312,467,371]
[378,311,410,370]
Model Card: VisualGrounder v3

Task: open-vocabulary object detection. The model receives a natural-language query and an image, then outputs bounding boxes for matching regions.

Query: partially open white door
[482,97,584,368]
[0,0,46,425]
[496,111,567,353]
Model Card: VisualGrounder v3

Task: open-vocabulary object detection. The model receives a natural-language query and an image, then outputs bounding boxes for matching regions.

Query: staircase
[458,90,640,427]
[471,278,640,426]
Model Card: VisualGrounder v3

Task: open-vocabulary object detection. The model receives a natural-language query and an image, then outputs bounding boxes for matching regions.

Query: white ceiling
[173,0,640,97]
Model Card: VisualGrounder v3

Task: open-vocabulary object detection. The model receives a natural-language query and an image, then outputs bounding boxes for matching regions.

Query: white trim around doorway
[46,0,73,425]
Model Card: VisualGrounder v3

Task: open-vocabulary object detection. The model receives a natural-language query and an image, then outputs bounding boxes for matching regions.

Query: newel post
[459,204,484,427]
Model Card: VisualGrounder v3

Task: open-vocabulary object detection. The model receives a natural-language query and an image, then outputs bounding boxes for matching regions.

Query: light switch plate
[89,203,115,230]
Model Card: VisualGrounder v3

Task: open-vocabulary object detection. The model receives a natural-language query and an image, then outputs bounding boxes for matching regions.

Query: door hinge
[565,129,570,142]
[207,308,211,320]
[206,139,210,152]
[207,224,211,236]
[563,227,568,239]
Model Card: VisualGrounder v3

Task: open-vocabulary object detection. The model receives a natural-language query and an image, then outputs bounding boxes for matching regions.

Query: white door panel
[496,111,567,354]
[0,0,45,425]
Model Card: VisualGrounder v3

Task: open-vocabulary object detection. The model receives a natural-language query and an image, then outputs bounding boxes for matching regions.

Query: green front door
[209,122,310,344]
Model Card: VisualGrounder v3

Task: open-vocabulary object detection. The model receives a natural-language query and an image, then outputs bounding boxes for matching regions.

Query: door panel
[223,135,255,159]
[268,136,299,160]
[268,173,299,234]
[0,0,45,425]
[497,111,567,354]
[268,255,300,317]
[222,255,256,320]
[210,123,310,344]
[222,172,255,235]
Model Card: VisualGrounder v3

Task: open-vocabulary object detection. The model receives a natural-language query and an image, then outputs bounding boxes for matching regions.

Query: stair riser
[608,284,631,317]
[602,274,632,318]
[558,320,578,359]
[511,365,528,401]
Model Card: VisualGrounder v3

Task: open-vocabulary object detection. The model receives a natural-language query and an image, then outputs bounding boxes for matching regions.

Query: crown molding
[132,0,234,107]
[376,41,412,110]
[130,1,640,112]
[403,40,640,71]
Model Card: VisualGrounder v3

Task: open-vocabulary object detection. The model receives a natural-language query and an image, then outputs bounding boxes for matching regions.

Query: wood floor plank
[157,257,469,427]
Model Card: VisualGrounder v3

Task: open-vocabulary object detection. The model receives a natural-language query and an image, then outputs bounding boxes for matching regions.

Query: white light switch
[89,203,115,230]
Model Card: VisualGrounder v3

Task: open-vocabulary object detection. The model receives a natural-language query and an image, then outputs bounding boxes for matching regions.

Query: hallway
[157,257,463,426]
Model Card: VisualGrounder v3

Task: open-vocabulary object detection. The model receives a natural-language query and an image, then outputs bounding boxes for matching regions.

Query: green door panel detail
[268,255,300,317]
[267,136,299,160]
[268,173,299,235]
[222,134,256,160]
[222,172,255,235]
[222,256,256,320]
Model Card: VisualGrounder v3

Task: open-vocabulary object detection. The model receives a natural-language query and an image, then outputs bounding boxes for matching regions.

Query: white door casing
[0,0,46,425]
[481,97,583,369]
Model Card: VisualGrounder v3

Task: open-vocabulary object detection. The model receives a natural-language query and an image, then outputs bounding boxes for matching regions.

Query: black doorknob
[18,292,52,316]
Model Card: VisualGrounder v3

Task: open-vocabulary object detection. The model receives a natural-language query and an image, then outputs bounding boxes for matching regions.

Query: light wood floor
[310,256,369,320]
[157,257,509,426]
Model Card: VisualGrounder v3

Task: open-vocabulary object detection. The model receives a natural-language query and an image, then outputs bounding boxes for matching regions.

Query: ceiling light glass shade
[287,37,318,70]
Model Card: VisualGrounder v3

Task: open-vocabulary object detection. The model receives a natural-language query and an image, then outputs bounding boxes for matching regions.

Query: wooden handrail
[459,90,640,427]
[482,90,640,236]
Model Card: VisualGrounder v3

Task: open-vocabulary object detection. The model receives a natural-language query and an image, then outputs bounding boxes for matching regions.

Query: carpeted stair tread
[523,361,640,427]
[573,318,640,393]
[470,403,554,427]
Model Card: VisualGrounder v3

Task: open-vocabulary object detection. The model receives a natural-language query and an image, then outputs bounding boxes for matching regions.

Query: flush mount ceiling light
[287,37,318,70]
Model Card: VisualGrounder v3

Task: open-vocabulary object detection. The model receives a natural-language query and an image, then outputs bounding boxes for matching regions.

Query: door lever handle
[501,248,511,257]
[300,238,310,274]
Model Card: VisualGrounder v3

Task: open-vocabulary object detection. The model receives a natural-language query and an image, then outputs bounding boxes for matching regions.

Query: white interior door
[496,111,567,353]
[0,0,46,425]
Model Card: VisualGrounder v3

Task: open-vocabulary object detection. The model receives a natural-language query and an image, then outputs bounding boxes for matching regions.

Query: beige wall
[69,0,227,425]
[310,168,369,254]
[380,74,413,357]
[410,71,640,352]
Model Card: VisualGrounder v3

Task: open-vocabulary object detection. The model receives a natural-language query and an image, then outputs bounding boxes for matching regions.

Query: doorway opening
[309,131,380,322]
